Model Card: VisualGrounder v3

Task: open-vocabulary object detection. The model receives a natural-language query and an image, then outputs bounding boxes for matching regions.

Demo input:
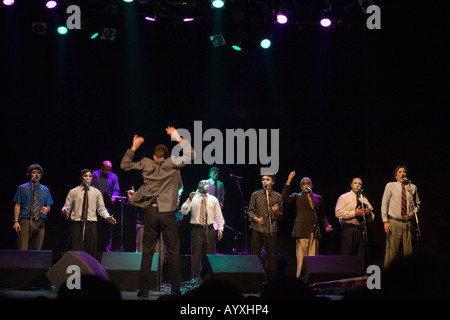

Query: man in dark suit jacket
[120,126,195,297]
[282,171,332,278]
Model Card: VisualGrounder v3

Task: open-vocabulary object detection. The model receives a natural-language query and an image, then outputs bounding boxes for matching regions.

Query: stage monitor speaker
[100,252,159,290]
[45,251,109,290]
[300,255,363,284]
[200,254,266,293]
[0,250,53,289]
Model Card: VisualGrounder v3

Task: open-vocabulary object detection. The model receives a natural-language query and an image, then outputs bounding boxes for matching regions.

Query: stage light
[90,32,99,39]
[276,14,288,24]
[210,33,226,47]
[3,0,14,5]
[45,1,57,9]
[57,26,68,34]
[320,18,332,27]
[101,28,117,41]
[211,0,225,9]
[32,22,47,35]
[123,0,134,2]
[145,16,156,21]
[183,17,195,22]
[260,39,271,49]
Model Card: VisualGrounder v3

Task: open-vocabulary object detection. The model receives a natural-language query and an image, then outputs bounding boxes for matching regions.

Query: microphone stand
[29,180,34,250]
[231,175,249,253]
[309,190,321,240]
[406,181,421,248]
[265,186,273,236]
[359,190,369,269]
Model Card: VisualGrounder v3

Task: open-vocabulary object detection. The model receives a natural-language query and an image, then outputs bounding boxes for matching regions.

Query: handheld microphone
[230,174,242,179]
[307,187,313,193]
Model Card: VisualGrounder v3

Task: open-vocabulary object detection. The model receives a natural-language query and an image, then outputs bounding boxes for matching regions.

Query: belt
[389,216,411,223]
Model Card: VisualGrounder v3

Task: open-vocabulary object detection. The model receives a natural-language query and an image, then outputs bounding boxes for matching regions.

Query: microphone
[85,180,90,189]
[263,183,269,189]
[404,178,411,184]
[31,176,35,182]
[230,174,242,179]
[307,187,313,193]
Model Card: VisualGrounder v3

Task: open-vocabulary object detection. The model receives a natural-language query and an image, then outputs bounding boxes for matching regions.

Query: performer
[120,127,195,297]
[181,180,224,284]
[92,160,120,252]
[206,166,225,253]
[62,169,116,257]
[282,172,332,278]
[247,175,283,281]
[13,164,53,250]
[206,167,225,208]
[381,165,420,269]
[335,177,374,268]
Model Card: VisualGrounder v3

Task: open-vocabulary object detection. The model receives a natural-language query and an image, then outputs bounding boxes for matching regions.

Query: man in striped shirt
[248,175,283,281]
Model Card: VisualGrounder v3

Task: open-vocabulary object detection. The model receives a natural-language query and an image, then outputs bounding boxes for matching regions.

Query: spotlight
[145,16,156,21]
[32,22,47,35]
[276,14,288,24]
[210,33,226,47]
[183,18,195,22]
[320,18,332,27]
[45,1,57,9]
[101,28,117,41]
[3,0,14,5]
[57,26,68,34]
[260,38,271,49]
[211,0,224,9]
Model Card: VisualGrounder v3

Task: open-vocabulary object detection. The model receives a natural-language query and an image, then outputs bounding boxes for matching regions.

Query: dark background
[1,1,448,276]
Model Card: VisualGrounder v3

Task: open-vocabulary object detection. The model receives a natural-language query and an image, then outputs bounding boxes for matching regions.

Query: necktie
[307,193,314,209]
[82,187,89,222]
[401,184,407,217]
[214,181,218,198]
[200,195,207,225]
[33,186,40,220]
[101,176,106,196]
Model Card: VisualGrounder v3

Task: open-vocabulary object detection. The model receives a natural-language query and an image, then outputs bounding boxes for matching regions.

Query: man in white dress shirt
[381,165,420,269]
[335,177,374,268]
[181,180,224,282]
[62,169,116,257]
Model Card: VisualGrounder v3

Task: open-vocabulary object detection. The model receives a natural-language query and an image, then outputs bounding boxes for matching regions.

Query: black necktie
[82,187,89,222]
[201,195,207,225]
[214,181,218,198]
[33,186,40,220]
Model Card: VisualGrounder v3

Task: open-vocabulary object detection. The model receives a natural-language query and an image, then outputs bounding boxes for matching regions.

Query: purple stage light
[46,1,57,9]
[183,18,195,22]
[145,16,156,21]
[320,18,332,27]
[3,0,15,5]
[276,14,288,24]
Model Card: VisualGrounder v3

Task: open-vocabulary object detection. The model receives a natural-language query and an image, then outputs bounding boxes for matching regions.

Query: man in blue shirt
[92,160,120,252]
[13,164,53,250]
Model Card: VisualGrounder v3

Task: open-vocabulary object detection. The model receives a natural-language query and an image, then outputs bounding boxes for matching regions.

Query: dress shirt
[13,182,53,220]
[120,138,195,212]
[92,170,120,197]
[62,185,110,221]
[335,191,374,225]
[248,189,283,234]
[180,193,224,232]
[381,181,420,223]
